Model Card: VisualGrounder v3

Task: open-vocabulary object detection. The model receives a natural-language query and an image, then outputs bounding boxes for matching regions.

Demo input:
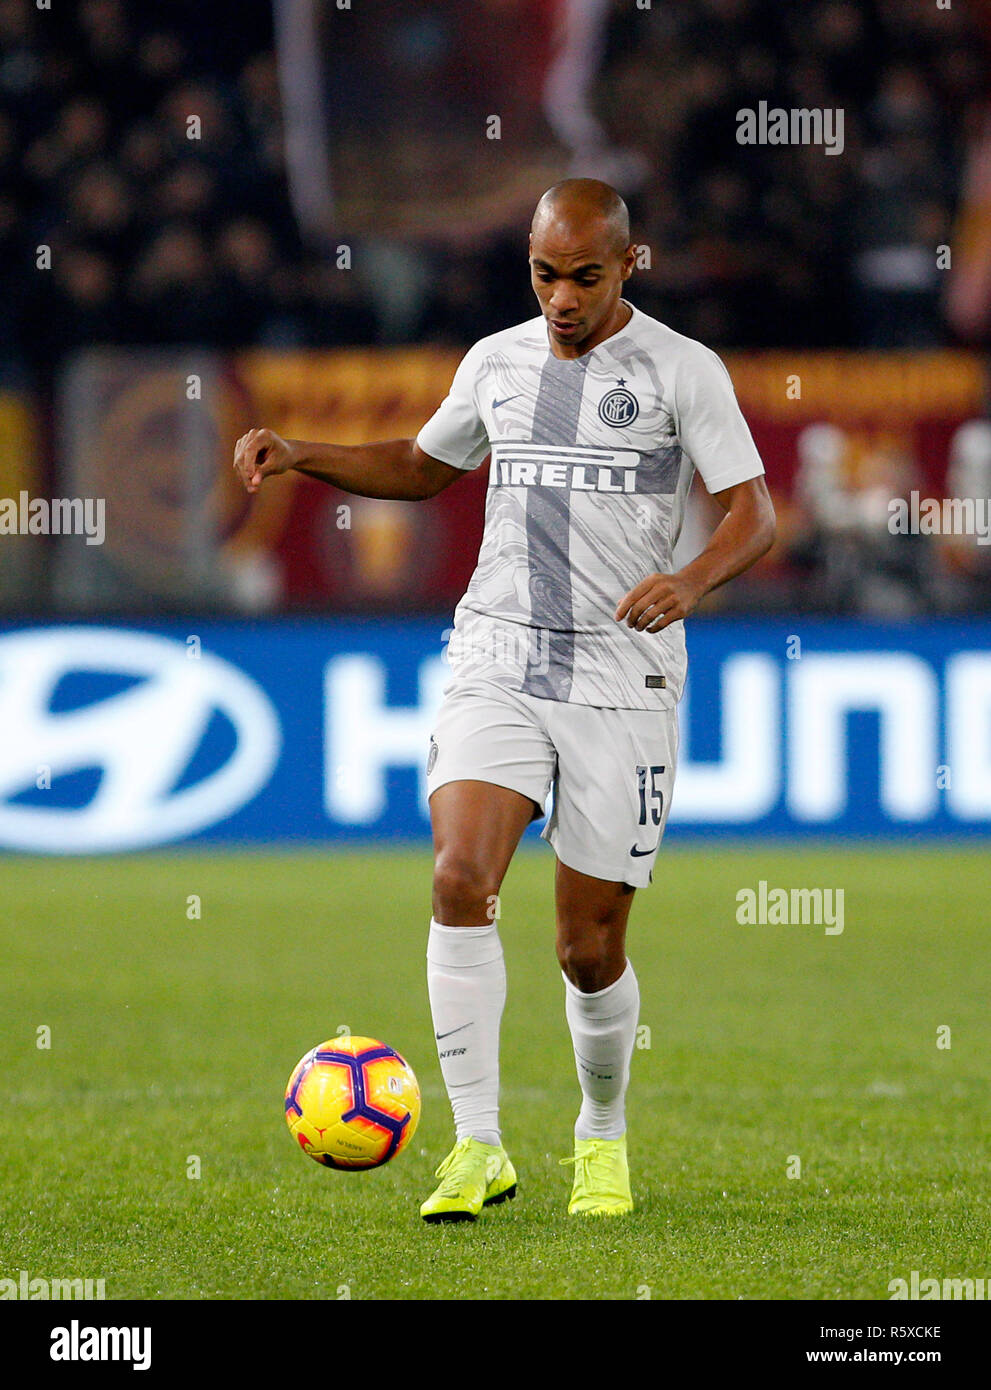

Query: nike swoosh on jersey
[629,843,660,857]
[491,394,522,410]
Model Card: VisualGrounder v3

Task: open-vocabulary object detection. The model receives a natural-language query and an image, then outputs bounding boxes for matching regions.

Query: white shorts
[426,676,679,888]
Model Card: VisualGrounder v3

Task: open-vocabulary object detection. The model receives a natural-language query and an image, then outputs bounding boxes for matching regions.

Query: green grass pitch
[2,844,988,1301]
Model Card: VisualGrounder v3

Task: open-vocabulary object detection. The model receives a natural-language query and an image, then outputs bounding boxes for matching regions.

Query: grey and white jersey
[416,301,764,710]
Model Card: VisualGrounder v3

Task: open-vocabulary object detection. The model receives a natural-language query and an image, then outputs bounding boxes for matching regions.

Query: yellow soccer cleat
[420,1137,518,1223]
[560,1135,633,1216]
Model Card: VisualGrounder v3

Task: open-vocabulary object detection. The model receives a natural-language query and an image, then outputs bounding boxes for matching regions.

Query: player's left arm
[615,475,775,633]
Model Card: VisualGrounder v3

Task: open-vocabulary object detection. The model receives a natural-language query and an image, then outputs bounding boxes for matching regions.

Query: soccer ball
[284,1036,421,1170]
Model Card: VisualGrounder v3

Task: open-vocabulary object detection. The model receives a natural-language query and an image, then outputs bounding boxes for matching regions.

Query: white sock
[426,918,505,1148]
[563,960,639,1141]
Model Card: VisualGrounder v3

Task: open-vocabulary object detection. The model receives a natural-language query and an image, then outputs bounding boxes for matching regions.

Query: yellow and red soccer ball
[284,1036,420,1170]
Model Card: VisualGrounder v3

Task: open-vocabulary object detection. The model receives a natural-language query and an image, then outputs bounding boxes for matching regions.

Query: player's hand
[233,428,297,494]
[615,571,705,633]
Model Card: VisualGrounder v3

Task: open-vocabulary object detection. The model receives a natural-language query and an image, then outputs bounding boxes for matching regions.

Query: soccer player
[233,179,775,1221]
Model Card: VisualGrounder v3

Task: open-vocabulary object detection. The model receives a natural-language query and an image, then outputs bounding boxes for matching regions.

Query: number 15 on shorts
[636,764,665,826]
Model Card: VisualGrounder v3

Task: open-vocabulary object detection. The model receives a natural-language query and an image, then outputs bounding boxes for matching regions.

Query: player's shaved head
[531,179,631,257]
[529,178,636,357]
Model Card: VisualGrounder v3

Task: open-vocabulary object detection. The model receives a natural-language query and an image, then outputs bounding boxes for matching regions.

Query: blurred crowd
[309,0,991,352]
[2,0,989,380]
[0,0,375,382]
[607,0,989,349]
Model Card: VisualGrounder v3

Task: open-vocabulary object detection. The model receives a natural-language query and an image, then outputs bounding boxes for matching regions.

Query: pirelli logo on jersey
[489,442,644,494]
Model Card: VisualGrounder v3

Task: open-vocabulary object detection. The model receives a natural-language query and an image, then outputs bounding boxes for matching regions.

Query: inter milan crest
[598,380,639,427]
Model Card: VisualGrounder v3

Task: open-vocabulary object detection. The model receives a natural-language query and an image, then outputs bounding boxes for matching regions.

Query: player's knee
[432,852,500,926]
[556,934,619,993]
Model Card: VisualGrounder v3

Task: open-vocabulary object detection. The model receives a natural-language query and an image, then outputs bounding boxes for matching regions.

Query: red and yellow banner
[52,347,990,610]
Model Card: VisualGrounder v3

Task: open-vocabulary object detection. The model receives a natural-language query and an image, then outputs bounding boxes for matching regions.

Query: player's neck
[549,299,633,361]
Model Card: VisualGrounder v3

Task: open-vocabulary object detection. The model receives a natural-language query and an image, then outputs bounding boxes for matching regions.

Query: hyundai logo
[0,627,281,852]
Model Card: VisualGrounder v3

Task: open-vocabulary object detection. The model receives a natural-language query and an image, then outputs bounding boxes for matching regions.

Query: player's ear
[621,242,636,280]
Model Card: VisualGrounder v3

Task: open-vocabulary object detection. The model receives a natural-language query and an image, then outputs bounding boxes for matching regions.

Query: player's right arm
[232,429,465,500]
[235,341,491,500]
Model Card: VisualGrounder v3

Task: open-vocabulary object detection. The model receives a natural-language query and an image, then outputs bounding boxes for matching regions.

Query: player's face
[529,220,635,358]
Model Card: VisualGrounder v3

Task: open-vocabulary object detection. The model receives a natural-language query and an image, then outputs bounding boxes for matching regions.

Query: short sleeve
[416,344,491,471]
[674,344,764,494]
